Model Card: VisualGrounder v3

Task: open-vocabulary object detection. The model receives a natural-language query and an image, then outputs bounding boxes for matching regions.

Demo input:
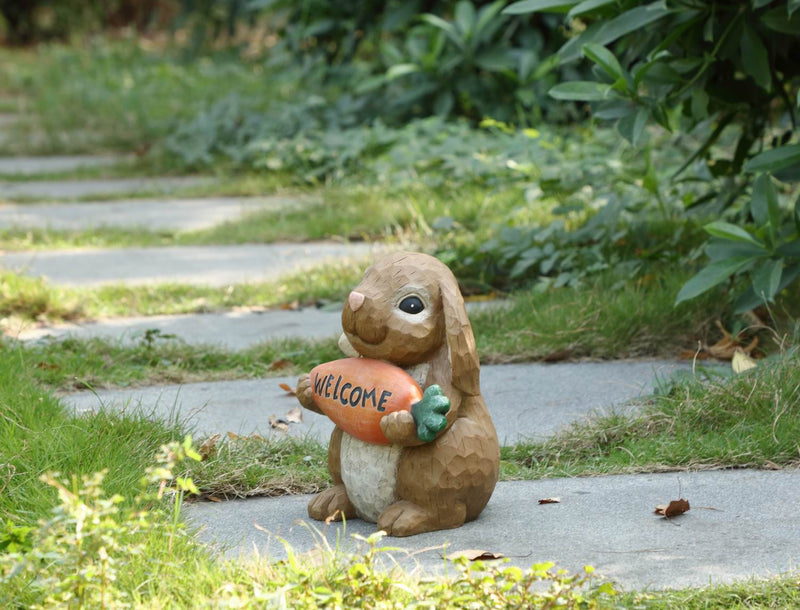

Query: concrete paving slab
[0,175,212,200]
[0,196,302,231]
[1,242,385,287]
[0,154,128,176]
[0,114,18,128]
[9,301,498,348]
[183,469,800,591]
[63,361,690,444]
[10,308,343,349]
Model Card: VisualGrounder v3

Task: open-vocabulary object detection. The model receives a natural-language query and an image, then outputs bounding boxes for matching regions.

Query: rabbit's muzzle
[342,292,389,346]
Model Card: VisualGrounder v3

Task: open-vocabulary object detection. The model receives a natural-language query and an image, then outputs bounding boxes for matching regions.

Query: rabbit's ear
[441,280,481,396]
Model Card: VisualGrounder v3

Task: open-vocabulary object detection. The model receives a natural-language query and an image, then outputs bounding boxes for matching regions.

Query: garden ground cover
[1,36,799,607]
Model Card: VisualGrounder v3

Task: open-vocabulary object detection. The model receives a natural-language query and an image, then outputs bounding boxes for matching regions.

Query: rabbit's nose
[348,291,366,312]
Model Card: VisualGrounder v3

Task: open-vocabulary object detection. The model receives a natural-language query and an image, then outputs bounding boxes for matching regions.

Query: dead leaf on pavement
[227,431,240,441]
[281,300,300,310]
[447,549,505,561]
[198,433,221,461]
[279,382,296,396]
[732,348,758,374]
[538,497,561,504]
[655,498,690,518]
[286,406,303,423]
[269,358,292,371]
[269,414,289,432]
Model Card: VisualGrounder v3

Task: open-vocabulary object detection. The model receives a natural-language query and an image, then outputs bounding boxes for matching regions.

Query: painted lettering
[362,387,376,409]
[349,386,362,406]
[339,382,352,405]
[333,375,342,400]
[313,373,324,395]
[324,374,333,398]
[376,390,392,412]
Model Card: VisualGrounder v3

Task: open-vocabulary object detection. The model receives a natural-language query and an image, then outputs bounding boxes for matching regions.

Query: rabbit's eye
[399,296,424,314]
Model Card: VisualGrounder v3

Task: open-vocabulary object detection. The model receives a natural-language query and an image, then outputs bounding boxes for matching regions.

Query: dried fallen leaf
[206,495,222,503]
[707,321,758,360]
[227,431,240,441]
[538,497,561,504]
[281,300,300,310]
[269,414,289,432]
[448,549,505,561]
[286,406,303,424]
[198,433,221,461]
[732,348,757,374]
[278,383,296,396]
[269,358,292,371]
[655,498,690,518]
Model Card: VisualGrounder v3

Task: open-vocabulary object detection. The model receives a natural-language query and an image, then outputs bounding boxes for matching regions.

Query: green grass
[0,40,289,155]
[0,261,364,325]
[0,345,187,526]
[501,351,800,479]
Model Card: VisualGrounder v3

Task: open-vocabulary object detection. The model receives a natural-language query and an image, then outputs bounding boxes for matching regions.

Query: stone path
[0,195,301,231]
[0,154,127,176]
[186,470,800,591]
[2,123,797,593]
[0,175,212,200]
[63,361,683,444]
[1,242,384,287]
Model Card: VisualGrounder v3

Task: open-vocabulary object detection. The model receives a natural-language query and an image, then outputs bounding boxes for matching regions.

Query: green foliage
[357,0,572,122]
[507,0,800,174]
[676,173,800,312]
[502,0,800,311]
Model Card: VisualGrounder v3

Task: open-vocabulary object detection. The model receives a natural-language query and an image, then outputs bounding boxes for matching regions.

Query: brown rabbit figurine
[296,251,499,537]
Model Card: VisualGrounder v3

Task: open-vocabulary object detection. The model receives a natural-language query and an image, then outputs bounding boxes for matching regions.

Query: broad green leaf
[778,240,800,258]
[761,6,800,34]
[476,48,515,72]
[548,81,613,101]
[568,0,617,19]
[503,0,576,15]
[582,43,624,81]
[616,107,649,146]
[474,1,507,45]
[454,1,476,37]
[751,258,783,301]
[385,63,419,80]
[740,24,771,91]
[420,14,465,50]
[752,0,777,7]
[790,0,800,16]
[795,191,800,233]
[690,87,709,120]
[706,239,767,261]
[750,173,780,245]
[559,2,673,63]
[745,144,800,172]
[675,257,753,304]
[593,99,635,120]
[704,221,764,247]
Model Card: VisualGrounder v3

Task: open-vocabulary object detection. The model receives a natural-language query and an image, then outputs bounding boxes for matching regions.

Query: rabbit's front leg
[296,373,324,415]
[379,411,425,446]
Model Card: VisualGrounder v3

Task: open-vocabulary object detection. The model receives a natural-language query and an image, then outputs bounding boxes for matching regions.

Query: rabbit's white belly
[340,433,402,522]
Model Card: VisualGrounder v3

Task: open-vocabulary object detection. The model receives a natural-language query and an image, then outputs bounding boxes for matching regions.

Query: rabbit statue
[296,251,499,537]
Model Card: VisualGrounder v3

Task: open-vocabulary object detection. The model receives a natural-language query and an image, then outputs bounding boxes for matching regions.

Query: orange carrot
[310,358,423,444]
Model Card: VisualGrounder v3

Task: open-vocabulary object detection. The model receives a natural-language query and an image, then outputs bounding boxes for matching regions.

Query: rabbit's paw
[296,373,322,414]
[308,484,356,521]
[377,500,466,537]
[379,410,421,446]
